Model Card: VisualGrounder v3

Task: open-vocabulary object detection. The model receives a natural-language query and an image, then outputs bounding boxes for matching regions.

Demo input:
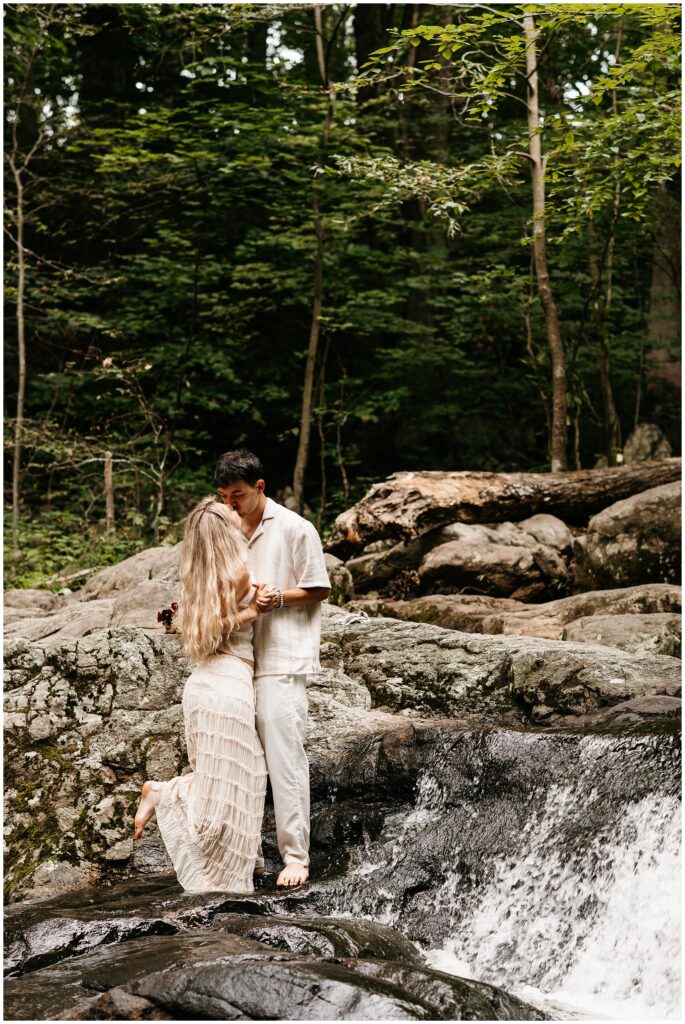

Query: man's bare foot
[277,863,309,888]
[134,781,159,840]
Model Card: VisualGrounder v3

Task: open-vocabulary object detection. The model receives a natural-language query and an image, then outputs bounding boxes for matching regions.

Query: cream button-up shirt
[244,497,330,678]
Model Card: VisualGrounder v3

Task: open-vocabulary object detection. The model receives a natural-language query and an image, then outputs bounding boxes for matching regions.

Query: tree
[351,2,681,470]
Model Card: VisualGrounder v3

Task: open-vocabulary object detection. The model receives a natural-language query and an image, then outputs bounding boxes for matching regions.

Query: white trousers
[254,673,310,868]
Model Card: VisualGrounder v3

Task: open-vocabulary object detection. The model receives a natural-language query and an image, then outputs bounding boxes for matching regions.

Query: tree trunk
[292,4,335,514]
[104,451,115,534]
[523,14,567,472]
[11,166,26,555]
[646,180,681,395]
[325,459,682,555]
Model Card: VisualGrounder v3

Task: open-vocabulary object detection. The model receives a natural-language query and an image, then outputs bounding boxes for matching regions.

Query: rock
[346,537,429,594]
[517,513,573,554]
[2,599,115,643]
[4,589,65,613]
[347,519,570,600]
[110,580,180,628]
[323,615,680,722]
[123,953,545,1021]
[57,989,173,1019]
[623,423,673,464]
[325,553,355,606]
[418,521,568,601]
[78,545,181,601]
[5,932,271,1020]
[210,913,422,962]
[15,860,98,903]
[576,481,681,589]
[562,613,681,657]
[4,607,681,902]
[354,584,682,639]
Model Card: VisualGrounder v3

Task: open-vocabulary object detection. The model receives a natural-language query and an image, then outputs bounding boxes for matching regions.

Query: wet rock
[623,423,672,464]
[4,932,268,1020]
[122,952,545,1020]
[349,583,681,639]
[209,913,423,963]
[576,481,681,590]
[562,613,681,658]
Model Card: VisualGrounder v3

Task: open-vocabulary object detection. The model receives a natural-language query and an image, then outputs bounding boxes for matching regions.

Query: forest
[4,2,681,588]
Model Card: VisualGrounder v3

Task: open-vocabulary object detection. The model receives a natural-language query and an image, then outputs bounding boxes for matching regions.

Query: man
[215,449,330,888]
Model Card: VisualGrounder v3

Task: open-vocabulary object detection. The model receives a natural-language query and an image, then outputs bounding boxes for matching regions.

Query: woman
[133,495,268,894]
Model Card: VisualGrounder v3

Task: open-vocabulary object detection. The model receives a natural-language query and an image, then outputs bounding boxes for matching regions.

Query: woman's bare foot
[134,781,160,840]
[277,863,309,888]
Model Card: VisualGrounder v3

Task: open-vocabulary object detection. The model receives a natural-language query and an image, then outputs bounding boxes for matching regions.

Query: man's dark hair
[214,449,264,488]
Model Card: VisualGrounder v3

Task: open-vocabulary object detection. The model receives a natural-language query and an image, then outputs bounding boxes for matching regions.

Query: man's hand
[255,583,278,613]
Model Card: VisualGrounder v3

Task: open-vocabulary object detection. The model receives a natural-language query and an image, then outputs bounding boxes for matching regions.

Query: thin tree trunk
[523,14,567,471]
[11,165,26,555]
[104,451,115,534]
[292,4,336,513]
[589,24,623,463]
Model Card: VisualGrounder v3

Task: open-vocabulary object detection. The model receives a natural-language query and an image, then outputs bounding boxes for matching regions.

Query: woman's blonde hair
[177,496,248,660]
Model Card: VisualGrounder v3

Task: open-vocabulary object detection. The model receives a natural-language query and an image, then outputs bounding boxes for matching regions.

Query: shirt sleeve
[292,521,331,589]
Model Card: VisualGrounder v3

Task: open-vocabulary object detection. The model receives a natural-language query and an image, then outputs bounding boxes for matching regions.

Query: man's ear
[256,478,266,493]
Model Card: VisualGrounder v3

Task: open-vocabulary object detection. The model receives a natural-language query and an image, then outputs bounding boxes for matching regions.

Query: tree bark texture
[325,459,682,556]
[292,4,336,513]
[104,451,115,533]
[11,166,26,555]
[523,14,568,472]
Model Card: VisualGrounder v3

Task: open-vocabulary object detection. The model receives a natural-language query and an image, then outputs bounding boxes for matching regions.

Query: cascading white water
[334,733,681,1020]
[422,777,681,1020]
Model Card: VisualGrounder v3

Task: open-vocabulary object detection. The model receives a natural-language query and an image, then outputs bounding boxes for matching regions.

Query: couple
[134,449,331,891]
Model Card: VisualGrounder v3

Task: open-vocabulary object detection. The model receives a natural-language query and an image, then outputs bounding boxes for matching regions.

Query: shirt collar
[261,496,278,521]
[246,496,278,546]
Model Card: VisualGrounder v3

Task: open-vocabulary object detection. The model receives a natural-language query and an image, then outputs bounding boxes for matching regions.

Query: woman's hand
[255,583,279,613]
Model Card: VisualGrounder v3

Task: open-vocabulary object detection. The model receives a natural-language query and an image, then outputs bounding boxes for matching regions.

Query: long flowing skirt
[154,654,267,893]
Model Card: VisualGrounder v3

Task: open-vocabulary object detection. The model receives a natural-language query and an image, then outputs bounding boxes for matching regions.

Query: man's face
[217,479,264,518]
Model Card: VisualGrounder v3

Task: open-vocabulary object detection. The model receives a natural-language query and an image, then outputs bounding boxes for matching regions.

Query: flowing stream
[424,790,681,1020]
[331,731,681,1021]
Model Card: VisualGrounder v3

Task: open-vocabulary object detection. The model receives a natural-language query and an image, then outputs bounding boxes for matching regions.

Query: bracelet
[278,590,285,609]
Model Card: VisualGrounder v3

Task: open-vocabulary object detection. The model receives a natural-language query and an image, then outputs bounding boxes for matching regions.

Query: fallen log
[325,460,682,557]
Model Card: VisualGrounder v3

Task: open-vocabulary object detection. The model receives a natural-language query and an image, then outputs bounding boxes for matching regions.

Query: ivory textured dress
[154,586,267,893]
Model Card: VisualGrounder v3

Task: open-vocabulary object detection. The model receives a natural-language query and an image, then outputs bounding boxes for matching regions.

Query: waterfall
[331,731,681,1021]
[425,790,680,1020]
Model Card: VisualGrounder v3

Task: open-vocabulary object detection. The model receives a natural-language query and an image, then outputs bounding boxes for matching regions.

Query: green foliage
[4,2,680,585]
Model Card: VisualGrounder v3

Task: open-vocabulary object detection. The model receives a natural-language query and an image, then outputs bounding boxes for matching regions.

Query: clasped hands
[249,582,281,615]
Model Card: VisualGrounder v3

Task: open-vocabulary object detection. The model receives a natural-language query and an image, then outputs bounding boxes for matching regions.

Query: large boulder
[576,481,681,589]
[623,423,673,464]
[562,613,681,658]
[346,516,572,600]
[418,521,569,600]
[78,544,181,600]
[349,583,682,640]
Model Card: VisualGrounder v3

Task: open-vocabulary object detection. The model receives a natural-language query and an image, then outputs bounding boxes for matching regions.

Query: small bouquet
[157,602,179,634]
